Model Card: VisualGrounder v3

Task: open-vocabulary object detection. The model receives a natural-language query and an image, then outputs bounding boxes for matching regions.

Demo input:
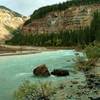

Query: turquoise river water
[0,50,85,100]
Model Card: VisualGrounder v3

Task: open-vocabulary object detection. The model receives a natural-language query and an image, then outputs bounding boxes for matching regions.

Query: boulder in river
[33,64,50,77]
[51,69,69,77]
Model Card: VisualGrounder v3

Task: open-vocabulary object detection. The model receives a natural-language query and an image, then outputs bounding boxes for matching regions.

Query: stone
[89,74,96,78]
[38,96,49,100]
[71,81,79,84]
[75,52,80,56]
[88,85,94,89]
[33,64,50,77]
[51,69,69,76]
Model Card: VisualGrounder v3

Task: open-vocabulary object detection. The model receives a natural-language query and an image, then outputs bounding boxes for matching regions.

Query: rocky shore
[53,62,100,100]
[49,69,100,100]
[31,62,100,100]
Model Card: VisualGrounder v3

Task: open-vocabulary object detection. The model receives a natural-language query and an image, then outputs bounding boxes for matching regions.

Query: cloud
[0,0,67,16]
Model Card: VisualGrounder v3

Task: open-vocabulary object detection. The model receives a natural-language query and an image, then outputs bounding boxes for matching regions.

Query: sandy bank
[0,45,76,56]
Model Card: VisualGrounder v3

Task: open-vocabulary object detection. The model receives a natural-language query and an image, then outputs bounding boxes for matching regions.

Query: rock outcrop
[23,4,100,34]
[51,69,69,77]
[33,64,50,77]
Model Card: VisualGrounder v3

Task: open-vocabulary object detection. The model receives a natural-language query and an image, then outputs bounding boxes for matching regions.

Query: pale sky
[0,0,68,16]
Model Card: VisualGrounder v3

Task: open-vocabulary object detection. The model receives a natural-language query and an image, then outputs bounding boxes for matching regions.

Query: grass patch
[85,44,100,59]
[14,81,56,100]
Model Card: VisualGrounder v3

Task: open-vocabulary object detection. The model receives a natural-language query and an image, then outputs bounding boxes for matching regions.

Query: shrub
[76,44,100,71]
[14,81,56,100]
[76,57,97,71]
[85,44,100,59]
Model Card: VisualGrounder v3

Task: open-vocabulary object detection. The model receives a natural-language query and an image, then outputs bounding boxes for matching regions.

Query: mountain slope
[0,6,28,43]
[0,6,22,17]
[22,0,100,34]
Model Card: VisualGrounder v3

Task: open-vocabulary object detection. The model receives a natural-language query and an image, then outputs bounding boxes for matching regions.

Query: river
[0,50,86,100]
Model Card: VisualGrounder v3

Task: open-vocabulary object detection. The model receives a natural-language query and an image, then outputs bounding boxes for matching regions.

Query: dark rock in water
[94,81,100,88]
[66,60,71,62]
[38,96,49,100]
[59,84,65,89]
[87,78,94,83]
[33,64,50,77]
[89,74,96,78]
[88,85,94,89]
[86,72,100,89]
[89,97,100,100]
[51,69,69,76]
[71,81,79,84]
[75,52,79,56]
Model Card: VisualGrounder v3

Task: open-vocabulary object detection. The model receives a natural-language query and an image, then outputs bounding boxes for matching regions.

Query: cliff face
[22,4,100,34]
[0,6,27,42]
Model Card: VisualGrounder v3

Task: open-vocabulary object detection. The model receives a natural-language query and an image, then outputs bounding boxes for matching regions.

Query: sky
[0,0,68,16]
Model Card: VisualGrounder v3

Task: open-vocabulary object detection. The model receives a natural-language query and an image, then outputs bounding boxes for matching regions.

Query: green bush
[76,44,100,71]
[14,81,56,100]
[76,57,97,71]
[85,44,100,59]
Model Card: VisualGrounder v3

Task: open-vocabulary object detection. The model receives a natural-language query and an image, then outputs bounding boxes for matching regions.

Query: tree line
[6,11,100,46]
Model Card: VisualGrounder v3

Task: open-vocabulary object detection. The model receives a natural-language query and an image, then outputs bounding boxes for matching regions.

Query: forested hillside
[31,0,100,19]
[6,10,100,46]
[25,0,100,25]
[22,0,100,34]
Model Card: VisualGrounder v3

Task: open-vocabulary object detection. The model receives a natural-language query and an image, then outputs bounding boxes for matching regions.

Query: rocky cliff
[22,4,100,34]
[0,6,28,43]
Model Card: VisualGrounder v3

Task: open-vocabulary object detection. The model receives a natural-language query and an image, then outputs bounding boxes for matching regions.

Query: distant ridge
[0,5,22,17]
[26,0,100,22]
[0,6,27,42]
